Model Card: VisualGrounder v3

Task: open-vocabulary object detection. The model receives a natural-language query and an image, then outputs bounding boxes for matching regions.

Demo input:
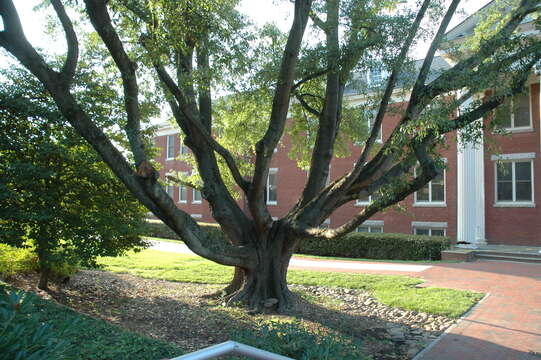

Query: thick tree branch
[152,63,250,193]
[292,68,329,91]
[250,0,313,229]
[50,0,78,83]
[84,0,147,166]
[291,0,432,226]
[293,92,322,117]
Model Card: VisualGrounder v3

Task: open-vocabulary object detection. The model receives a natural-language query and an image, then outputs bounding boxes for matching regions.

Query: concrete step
[475,250,541,259]
[474,252,541,264]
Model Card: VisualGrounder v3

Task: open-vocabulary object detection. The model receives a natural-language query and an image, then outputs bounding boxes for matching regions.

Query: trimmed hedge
[142,220,450,261]
[143,220,226,242]
[297,232,451,261]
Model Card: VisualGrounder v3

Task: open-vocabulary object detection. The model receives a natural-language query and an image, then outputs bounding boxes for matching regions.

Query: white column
[456,96,486,248]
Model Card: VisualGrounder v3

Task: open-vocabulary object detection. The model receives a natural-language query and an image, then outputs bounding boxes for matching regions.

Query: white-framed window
[166,135,175,160]
[412,221,447,237]
[180,138,189,155]
[266,168,278,205]
[178,185,187,203]
[355,194,372,206]
[319,218,331,229]
[190,214,202,219]
[494,158,534,206]
[414,228,446,236]
[192,188,202,204]
[367,68,388,86]
[414,170,446,206]
[166,185,174,198]
[356,220,384,233]
[496,88,532,131]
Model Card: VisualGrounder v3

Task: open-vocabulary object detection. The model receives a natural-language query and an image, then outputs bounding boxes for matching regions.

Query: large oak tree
[0,0,539,310]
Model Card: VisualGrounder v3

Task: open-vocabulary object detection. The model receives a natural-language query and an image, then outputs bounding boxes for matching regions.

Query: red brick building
[153,5,541,247]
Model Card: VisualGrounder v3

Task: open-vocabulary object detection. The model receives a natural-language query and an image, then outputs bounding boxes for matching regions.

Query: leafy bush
[298,232,451,261]
[231,320,367,360]
[0,244,78,281]
[0,244,38,277]
[0,287,70,359]
[0,284,182,360]
[143,220,227,242]
[143,220,450,261]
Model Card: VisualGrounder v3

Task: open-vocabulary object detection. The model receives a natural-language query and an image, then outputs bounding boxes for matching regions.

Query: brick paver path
[414,261,541,360]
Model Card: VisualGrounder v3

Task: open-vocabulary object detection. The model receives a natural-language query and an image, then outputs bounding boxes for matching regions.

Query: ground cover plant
[0,283,182,360]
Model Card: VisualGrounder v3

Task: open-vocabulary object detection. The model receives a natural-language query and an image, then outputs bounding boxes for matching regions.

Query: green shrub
[0,244,38,277]
[297,232,451,261]
[0,287,70,360]
[143,220,227,243]
[142,220,450,261]
[231,320,367,360]
[0,244,78,280]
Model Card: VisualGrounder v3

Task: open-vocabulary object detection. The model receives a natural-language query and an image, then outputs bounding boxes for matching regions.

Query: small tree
[0,69,148,290]
[0,0,539,308]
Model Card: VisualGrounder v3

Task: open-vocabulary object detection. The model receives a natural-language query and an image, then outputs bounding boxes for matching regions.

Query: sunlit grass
[98,249,483,318]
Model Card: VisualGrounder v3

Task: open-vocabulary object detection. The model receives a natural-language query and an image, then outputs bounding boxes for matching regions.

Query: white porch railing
[169,341,294,360]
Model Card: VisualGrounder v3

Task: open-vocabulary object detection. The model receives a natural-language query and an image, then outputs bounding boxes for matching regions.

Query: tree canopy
[0,67,148,289]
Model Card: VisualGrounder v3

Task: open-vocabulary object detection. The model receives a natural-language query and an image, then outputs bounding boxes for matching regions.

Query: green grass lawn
[98,249,483,318]
[0,283,182,360]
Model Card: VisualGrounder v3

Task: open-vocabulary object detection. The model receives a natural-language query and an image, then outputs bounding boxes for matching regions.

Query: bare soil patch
[7,270,454,359]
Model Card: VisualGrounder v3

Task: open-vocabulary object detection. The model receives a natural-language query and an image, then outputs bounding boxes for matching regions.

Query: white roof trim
[491,152,536,161]
[362,220,384,226]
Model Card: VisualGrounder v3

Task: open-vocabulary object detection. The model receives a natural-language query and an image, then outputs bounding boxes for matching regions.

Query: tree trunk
[38,267,50,291]
[224,223,297,312]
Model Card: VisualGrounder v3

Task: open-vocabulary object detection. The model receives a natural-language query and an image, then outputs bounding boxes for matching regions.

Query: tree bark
[38,266,50,291]
[224,223,297,312]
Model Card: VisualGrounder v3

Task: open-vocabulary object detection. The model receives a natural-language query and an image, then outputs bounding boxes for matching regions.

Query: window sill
[192,201,202,204]
[178,201,187,204]
[266,202,278,206]
[495,127,534,134]
[413,202,447,208]
[493,202,535,208]
[166,158,175,161]
[354,203,370,207]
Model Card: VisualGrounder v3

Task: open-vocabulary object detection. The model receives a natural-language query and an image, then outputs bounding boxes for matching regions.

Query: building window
[414,227,446,236]
[496,89,531,131]
[178,184,187,203]
[191,214,202,219]
[414,171,445,205]
[266,168,278,205]
[166,185,174,198]
[355,194,372,206]
[166,135,175,160]
[412,221,447,236]
[357,225,383,233]
[192,188,202,204]
[495,160,533,204]
[319,219,331,229]
[180,138,189,155]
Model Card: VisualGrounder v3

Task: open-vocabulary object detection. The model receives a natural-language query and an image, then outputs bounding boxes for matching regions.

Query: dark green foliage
[0,68,148,288]
[230,320,367,360]
[298,232,451,261]
[144,220,227,243]
[0,284,182,360]
[143,221,449,261]
[0,287,70,360]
